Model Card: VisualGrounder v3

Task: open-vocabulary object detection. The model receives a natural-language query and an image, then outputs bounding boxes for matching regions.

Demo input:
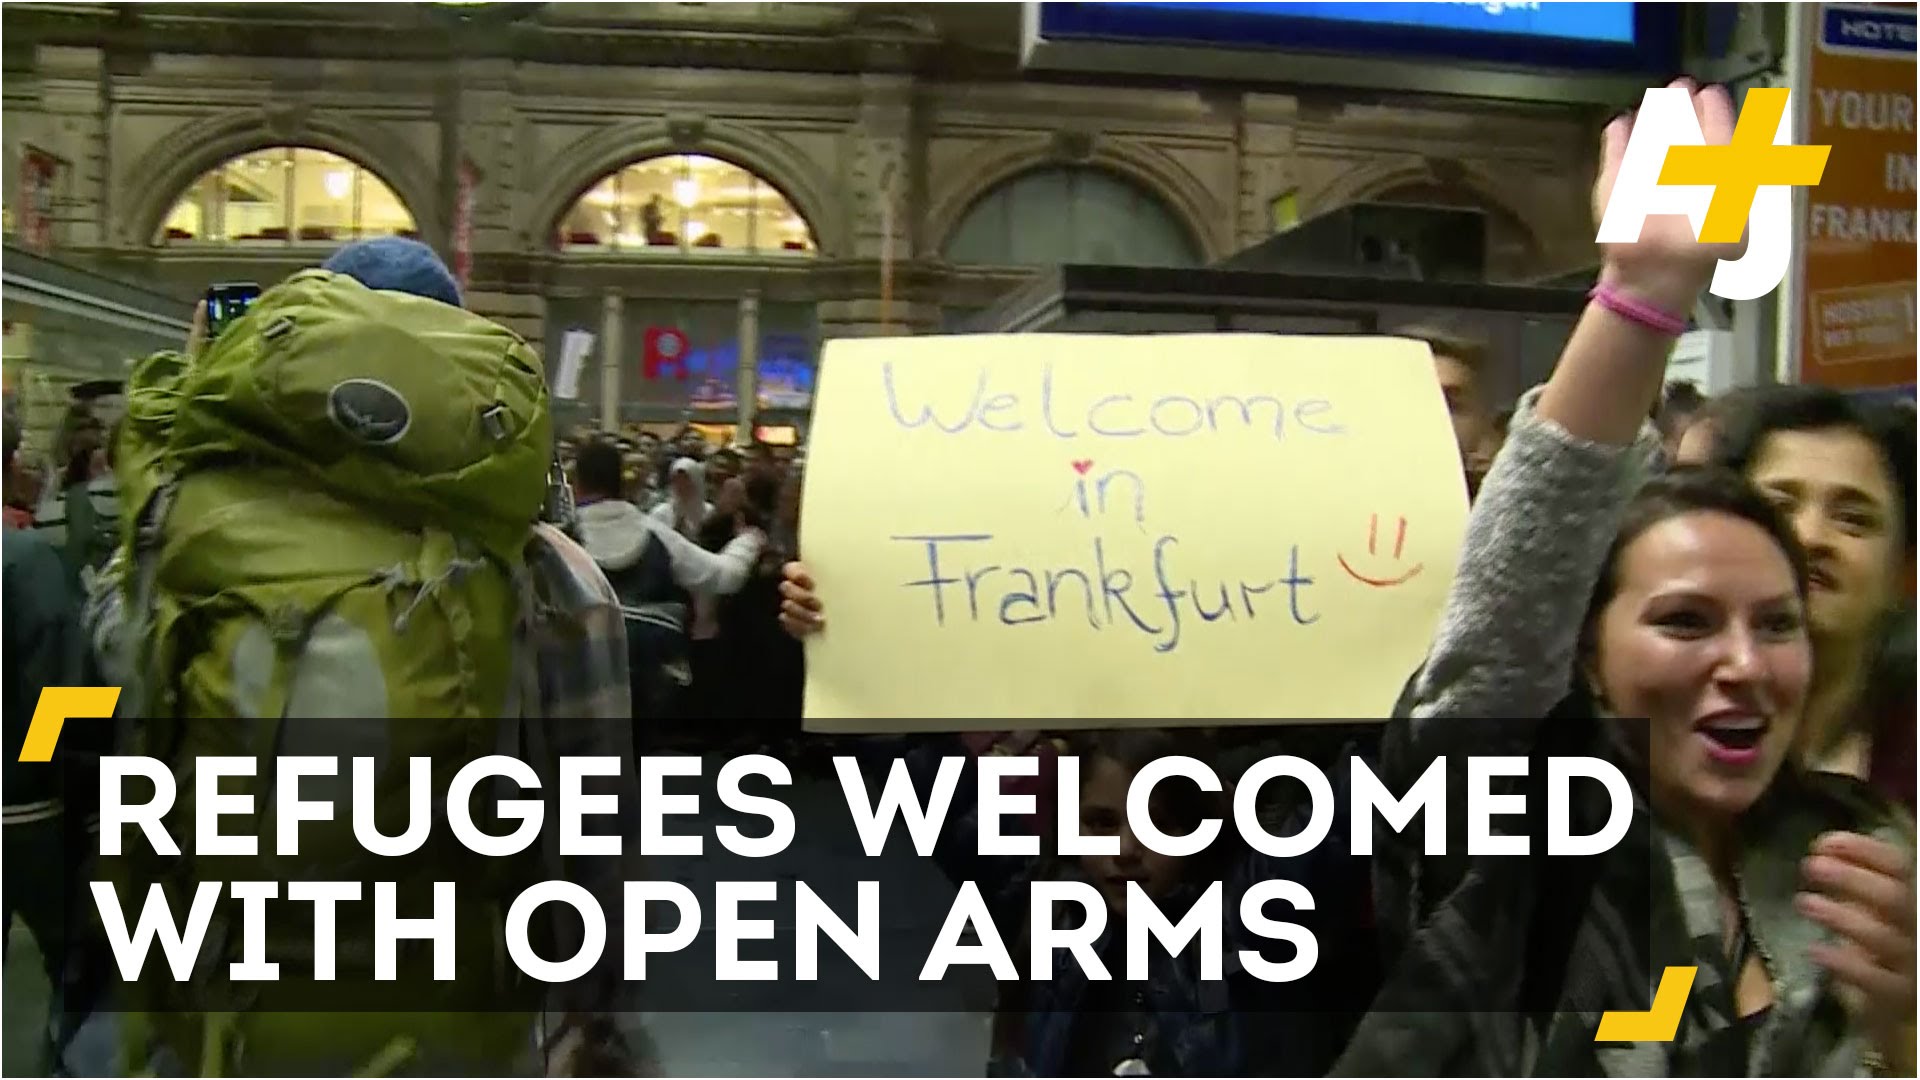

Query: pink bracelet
[1589,283,1688,337]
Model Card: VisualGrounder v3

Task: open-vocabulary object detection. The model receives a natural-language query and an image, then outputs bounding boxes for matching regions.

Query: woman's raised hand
[1593,78,1745,315]
[1538,77,1742,446]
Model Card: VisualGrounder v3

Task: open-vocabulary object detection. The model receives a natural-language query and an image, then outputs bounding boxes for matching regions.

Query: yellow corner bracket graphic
[1595,966,1697,1043]
[18,687,120,763]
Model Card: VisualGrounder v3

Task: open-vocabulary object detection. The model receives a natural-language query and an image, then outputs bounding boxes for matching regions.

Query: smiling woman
[1705,384,1917,807]
[1343,83,1917,1080]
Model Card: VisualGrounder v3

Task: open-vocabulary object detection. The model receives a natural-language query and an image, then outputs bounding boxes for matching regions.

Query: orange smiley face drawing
[1337,513,1424,588]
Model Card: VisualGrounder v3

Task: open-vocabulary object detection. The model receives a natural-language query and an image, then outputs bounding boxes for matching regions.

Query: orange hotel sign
[1796,3,1917,392]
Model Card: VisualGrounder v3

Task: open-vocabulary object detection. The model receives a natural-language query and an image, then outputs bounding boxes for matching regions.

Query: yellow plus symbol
[1658,88,1830,245]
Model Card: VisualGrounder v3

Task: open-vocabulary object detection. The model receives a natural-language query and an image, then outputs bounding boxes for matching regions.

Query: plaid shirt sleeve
[525,523,632,723]
[523,524,639,1017]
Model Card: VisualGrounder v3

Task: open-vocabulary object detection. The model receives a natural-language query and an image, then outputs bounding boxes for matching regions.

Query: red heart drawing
[1071,459,1094,475]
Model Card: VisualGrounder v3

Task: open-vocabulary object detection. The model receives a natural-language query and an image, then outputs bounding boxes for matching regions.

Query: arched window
[944,166,1201,268]
[158,147,418,246]
[556,154,816,256]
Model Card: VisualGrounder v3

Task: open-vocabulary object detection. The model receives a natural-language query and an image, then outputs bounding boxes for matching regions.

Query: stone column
[1235,93,1301,254]
[600,292,623,430]
[448,57,520,258]
[735,290,760,447]
[852,74,915,267]
[34,46,110,249]
[827,70,920,340]
[445,55,547,377]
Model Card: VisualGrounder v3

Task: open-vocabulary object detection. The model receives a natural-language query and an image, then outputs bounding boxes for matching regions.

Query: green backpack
[109,270,557,1076]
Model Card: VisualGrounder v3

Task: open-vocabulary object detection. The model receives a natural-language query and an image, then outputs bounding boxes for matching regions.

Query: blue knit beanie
[322,237,463,309]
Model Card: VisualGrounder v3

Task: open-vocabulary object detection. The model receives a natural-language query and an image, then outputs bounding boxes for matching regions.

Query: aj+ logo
[1597,87,1831,303]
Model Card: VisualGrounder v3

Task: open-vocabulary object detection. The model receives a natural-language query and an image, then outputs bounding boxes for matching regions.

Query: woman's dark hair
[1581,466,1811,666]
[1708,383,1916,554]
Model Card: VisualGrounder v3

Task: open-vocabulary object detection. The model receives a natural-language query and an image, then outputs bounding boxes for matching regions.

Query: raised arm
[1403,80,1741,724]
[658,521,765,596]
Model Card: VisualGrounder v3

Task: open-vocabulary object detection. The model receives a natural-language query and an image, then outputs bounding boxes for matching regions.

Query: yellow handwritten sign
[799,334,1468,730]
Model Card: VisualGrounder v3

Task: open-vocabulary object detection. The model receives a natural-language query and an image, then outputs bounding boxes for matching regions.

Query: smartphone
[205,282,262,341]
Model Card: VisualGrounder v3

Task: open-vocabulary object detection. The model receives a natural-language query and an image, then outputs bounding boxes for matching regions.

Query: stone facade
[3,2,1602,352]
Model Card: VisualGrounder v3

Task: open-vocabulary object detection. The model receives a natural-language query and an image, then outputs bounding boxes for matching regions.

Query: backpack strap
[119,477,180,724]
[508,558,575,1024]
[510,560,547,728]
[623,601,688,635]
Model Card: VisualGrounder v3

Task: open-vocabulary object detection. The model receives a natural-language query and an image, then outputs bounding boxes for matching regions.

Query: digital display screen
[1118,2,1636,44]
[206,283,262,340]
[1033,1,1671,71]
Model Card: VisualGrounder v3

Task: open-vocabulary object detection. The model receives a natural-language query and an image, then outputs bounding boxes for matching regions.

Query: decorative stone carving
[849,75,914,259]
[849,129,908,256]
[262,101,309,141]
[666,115,706,149]
[1425,156,1469,189]
[1050,128,1095,164]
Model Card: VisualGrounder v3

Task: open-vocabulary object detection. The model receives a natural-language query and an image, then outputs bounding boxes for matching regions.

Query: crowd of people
[0,80,1915,1079]
[777,83,1919,1078]
[557,422,808,738]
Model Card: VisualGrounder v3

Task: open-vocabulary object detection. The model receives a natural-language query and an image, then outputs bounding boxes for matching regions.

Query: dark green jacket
[4,527,93,818]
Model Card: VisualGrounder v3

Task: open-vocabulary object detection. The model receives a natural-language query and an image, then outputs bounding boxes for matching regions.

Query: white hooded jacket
[575,497,762,610]
[649,457,712,539]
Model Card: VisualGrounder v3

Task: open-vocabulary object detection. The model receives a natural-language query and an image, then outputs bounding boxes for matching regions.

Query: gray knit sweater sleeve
[1406,386,1662,724]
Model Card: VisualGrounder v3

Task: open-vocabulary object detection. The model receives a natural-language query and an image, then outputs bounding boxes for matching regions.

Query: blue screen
[1033,1,1668,70]
[1121,2,1637,45]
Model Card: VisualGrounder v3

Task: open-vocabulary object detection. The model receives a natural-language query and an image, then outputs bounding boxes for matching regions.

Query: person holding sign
[1341,80,1915,1077]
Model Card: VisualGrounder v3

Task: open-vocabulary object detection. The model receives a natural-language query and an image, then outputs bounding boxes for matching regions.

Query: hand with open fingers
[1795,831,1917,1069]
[1594,77,1746,315]
[778,560,824,639]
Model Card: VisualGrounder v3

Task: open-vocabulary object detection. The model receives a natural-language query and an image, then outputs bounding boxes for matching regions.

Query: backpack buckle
[480,404,510,442]
[136,479,178,550]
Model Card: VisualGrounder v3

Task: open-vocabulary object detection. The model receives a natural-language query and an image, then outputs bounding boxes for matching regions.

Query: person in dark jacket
[2,407,98,1074]
[571,438,762,724]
